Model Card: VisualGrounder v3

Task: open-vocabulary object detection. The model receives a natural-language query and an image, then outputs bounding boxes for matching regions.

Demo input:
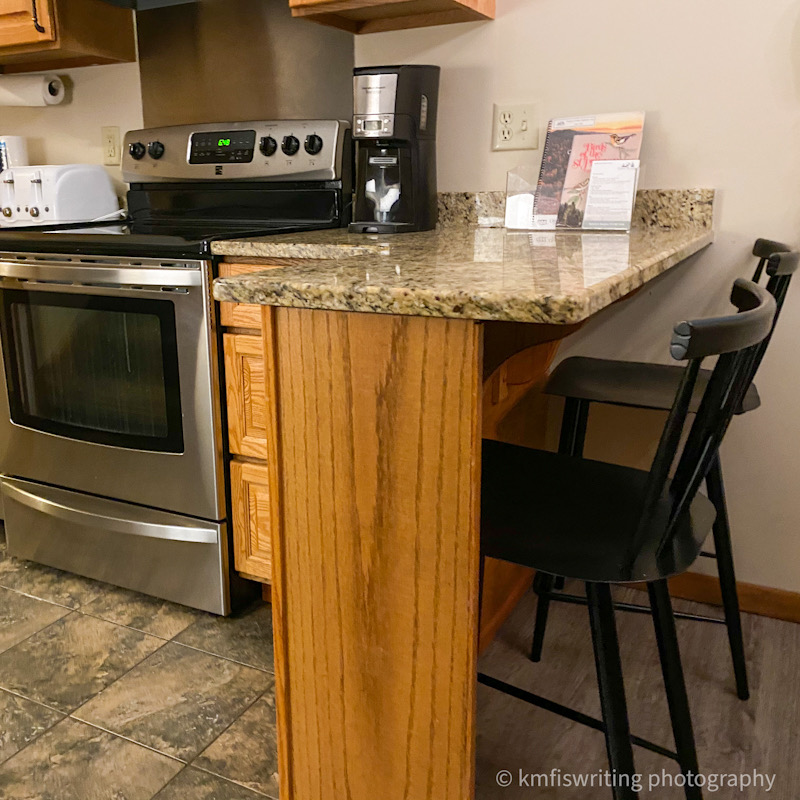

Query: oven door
[0,256,224,521]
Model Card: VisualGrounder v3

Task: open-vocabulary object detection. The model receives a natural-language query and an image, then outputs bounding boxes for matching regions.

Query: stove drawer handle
[0,261,202,288]
[2,479,219,545]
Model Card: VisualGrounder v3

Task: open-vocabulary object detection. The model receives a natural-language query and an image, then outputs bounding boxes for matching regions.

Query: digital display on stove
[189,130,256,164]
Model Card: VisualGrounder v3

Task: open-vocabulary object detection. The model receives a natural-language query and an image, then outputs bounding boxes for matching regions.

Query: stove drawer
[1,477,230,615]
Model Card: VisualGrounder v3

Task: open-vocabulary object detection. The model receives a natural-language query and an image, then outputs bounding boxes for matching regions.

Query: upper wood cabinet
[0,0,55,49]
[288,0,495,35]
[0,0,135,72]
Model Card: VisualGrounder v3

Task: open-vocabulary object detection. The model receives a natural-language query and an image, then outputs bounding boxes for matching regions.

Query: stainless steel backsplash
[137,0,354,127]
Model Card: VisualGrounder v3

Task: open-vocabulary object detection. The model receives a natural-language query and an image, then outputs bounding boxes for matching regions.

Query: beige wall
[357,0,800,592]
[0,62,144,194]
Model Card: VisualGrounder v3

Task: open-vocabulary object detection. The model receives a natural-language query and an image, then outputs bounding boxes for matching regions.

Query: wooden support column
[265,306,483,800]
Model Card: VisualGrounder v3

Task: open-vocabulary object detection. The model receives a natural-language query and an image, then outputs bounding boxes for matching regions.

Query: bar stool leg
[586,582,639,800]
[705,454,750,701]
[647,580,703,800]
[530,572,555,662]
[529,397,590,660]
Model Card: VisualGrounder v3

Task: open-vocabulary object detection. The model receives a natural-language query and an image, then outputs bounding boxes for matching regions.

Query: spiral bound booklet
[531,111,645,230]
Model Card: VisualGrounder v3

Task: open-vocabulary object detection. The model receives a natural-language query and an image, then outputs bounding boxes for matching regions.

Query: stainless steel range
[0,119,352,614]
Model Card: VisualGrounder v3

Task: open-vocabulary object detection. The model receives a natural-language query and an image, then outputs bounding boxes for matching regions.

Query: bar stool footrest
[478,673,679,761]
[546,590,727,625]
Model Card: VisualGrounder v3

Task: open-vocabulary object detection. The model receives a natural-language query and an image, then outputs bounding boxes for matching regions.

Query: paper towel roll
[0,74,65,107]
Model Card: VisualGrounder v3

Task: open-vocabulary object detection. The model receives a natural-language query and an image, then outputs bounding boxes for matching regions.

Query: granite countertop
[212,190,714,325]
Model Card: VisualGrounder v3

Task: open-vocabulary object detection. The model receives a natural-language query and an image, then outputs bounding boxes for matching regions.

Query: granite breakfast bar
[212,190,714,800]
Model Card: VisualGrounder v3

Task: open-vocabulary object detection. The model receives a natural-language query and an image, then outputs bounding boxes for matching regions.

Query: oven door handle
[0,261,202,288]
[2,479,219,545]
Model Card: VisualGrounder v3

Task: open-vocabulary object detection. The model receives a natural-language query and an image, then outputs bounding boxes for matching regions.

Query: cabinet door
[231,459,272,582]
[0,0,55,48]
[223,333,268,460]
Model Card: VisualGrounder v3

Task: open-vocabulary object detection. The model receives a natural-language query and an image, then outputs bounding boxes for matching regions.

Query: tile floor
[0,527,278,800]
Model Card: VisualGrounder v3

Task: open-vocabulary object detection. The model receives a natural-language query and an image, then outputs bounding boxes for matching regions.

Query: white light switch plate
[491,103,539,151]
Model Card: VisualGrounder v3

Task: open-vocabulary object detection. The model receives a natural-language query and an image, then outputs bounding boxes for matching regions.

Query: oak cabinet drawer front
[223,333,268,460]
[230,459,272,582]
[220,300,262,331]
[0,0,55,48]
[218,264,263,331]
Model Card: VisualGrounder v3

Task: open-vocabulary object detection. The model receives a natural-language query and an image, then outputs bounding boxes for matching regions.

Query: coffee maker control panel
[354,115,394,138]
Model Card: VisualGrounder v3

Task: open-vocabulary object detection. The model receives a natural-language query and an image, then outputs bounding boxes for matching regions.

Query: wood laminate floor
[0,523,798,798]
[476,585,800,798]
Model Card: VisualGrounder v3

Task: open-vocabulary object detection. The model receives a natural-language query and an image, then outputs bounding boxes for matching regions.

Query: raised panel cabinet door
[0,0,55,48]
[230,459,272,582]
[223,333,269,460]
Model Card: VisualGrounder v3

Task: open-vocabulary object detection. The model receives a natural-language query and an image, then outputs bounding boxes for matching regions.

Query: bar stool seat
[482,440,716,584]
[546,356,761,416]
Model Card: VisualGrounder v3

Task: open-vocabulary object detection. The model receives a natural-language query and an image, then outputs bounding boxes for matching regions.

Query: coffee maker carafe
[350,65,440,234]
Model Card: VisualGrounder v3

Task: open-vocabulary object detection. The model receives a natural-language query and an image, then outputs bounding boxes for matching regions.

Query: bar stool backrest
[628,279,777,563]
[746,248,800,386]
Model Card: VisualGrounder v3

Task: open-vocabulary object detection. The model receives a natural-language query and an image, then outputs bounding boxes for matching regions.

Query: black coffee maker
[349,65,440,234]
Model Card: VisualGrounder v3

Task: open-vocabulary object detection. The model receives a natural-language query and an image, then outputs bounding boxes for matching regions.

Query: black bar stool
[530,243,798,702]
[480,279,776,800]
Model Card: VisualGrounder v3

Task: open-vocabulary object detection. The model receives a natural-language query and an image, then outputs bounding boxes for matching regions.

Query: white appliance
[0,136,28,172]
[0,164,119,228]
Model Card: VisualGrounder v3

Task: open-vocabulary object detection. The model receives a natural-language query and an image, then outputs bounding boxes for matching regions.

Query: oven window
[0,291,184,453]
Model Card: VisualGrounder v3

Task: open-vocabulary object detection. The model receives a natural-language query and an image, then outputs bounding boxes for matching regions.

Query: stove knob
[148,141,165,160]
[304,134,323,155]
[260,136,277,157]
[129,142,146,161]
[282,135,300,156]
[29,207,40,218]
[2,207,12,217]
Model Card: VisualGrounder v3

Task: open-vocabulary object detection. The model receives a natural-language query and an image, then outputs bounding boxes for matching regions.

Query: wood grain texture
[268,306,483,800]
[0,0,54,49]
[223,334,269,461]
[219,264,265,331]
[0,0,135,70]
[230,459,273,583]
[219,260,330,330]
[289,0,494,34]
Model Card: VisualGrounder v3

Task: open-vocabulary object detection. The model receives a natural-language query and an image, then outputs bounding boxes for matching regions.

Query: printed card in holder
[582,160,640,230]
[532,112,645,230]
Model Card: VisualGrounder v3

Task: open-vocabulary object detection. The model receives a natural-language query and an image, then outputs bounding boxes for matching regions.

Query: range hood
[99,0,196,9]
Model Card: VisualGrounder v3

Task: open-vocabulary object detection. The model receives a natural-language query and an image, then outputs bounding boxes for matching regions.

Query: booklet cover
[532,112,645,229]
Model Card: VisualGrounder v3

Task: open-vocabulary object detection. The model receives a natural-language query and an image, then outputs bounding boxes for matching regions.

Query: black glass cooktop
[0,218,330,259]
[0,179,350,259]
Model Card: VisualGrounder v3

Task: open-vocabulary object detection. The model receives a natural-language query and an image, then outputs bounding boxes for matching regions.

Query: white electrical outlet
[491,103,539,152]
[102,126,120,166]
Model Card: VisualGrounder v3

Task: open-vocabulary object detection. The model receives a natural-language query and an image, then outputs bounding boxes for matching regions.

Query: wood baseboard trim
[630,572,800,625]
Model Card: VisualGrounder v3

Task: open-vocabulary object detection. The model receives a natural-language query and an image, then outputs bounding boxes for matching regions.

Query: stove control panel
[123,120,350,183]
